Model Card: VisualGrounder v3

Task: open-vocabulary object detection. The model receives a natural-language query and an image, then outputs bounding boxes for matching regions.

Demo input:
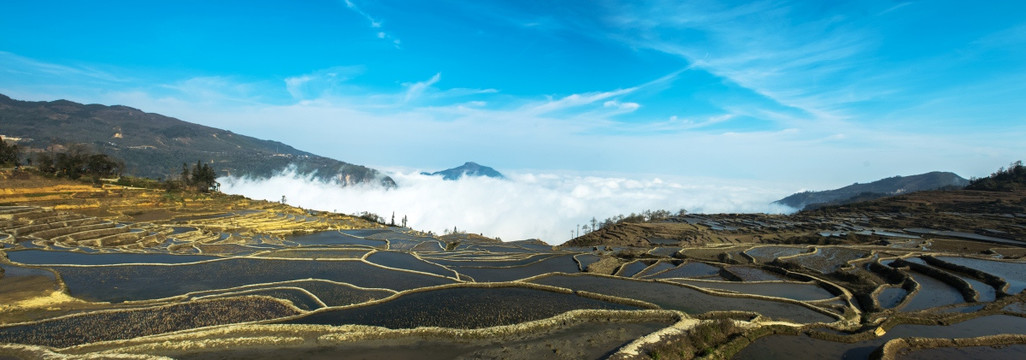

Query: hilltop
[0,94,395,187]
[562,170,1024,250]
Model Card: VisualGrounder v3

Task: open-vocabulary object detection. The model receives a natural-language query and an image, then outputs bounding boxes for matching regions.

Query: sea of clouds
[219,169,797,245]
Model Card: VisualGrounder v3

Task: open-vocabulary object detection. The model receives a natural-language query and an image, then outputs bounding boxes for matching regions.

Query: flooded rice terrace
[2,204,1026,359]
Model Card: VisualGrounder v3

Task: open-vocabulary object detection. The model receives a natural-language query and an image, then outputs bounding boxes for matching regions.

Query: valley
[2,170,1025,359]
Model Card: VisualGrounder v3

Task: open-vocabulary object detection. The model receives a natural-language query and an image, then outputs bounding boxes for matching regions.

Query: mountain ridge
[0,94,395,187]
[773,171,968,210]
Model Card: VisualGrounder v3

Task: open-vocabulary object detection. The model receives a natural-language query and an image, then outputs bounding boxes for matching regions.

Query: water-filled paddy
[0,263,60,304]
[176,319,670,360]
[902,271,966,312]
[936,256,1026,294]
[905,228,1024,246]
[340,229,392,237]
[899,344,1026,360]
[876,287,908,308]
[449,254,580,282]
[574,254,601,271]
[669,279,835,301]
[744,246,810,263]
[385,238,432,250]
[531,274,835,323]
[193,244,266,255]
[734,315,1026,360]
[189,279,392,307]
[252,248,371,259]
[5,249,218,265]
[53,258,454,302]
[420,253,551,268]
[787,247,870,274]
[364,251,457,278]
[615,261,649,277]
[957,273,998,302]
[201,288,324,310]
[288,231,387,248]
[724,266,789,281]
[515,243,554,252]
[648,247,682,257]
[634,261,677,277]
[283,286,637,329]
[0,297,300,348]
[466,244,540,254]
[649,261,722,279]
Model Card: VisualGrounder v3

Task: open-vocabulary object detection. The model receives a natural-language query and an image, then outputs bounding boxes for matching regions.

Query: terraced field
[2,174,1026,359]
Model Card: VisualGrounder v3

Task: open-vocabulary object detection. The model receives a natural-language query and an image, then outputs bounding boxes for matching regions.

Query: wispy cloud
[877,2,914,16]
[284,66,365,100]
[342,0,401,48]
[523,87,637,115]
[403,73,441,102]
[611,1,872,125]
[0,51,127,83]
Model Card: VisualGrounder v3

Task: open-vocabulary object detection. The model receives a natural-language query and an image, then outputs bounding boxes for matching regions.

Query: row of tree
[2,139,223,193]
[172,160,219,192]
[966,160,1026,191]
[574,208,688,237]
[32,145,123,180]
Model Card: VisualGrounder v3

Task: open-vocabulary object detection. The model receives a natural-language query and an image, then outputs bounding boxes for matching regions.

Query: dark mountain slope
[421,162,504,181]
[0,94,394,186]
[773,171,968,210]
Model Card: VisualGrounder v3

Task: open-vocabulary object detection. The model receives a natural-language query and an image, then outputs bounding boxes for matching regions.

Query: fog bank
[219,169,795,244]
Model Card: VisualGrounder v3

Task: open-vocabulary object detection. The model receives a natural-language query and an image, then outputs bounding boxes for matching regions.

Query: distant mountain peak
[421,162,504,181]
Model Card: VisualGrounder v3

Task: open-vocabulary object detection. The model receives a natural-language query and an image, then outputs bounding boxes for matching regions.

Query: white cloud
[403,73,441,102]
[220,168,794,244]
[603,100,641,111]
[284,76,313,100]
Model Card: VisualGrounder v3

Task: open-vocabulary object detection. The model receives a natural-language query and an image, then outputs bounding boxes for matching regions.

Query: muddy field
[2,176,1026,359]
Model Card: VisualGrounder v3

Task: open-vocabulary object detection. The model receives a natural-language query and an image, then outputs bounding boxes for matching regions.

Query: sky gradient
[2,0,1025,190]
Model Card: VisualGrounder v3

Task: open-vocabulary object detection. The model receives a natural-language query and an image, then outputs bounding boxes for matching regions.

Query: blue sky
[2,0,1025,189]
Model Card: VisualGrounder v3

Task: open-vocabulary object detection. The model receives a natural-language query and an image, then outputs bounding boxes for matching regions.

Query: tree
[34,153,54,173]
[181,163,191,185]
[86,154,122,177]
[0,136,19,167]
[188,160,218,192]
